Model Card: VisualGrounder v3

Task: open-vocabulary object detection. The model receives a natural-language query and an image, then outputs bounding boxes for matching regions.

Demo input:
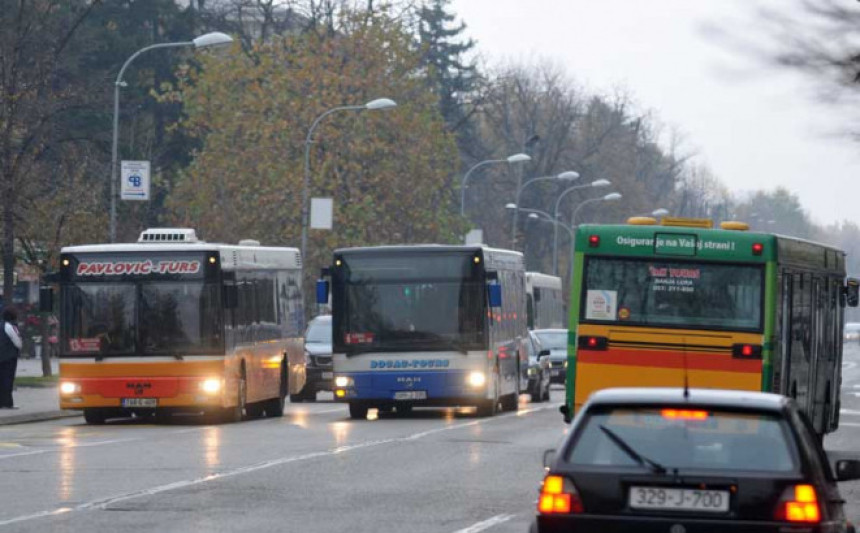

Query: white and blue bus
[318,245,528,419]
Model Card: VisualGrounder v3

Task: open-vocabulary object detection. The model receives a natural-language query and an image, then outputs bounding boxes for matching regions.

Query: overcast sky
[451,0,860,226]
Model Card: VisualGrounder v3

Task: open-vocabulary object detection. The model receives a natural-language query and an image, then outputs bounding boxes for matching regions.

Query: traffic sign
[311,197,333,230]
[121,160,150,201]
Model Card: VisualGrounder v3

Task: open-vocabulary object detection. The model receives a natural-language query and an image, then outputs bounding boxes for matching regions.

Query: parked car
[527,331,551,403]
[844,322,860,341]
[294,314,333,402]
[534,387,860,533]
[531,329,568,384]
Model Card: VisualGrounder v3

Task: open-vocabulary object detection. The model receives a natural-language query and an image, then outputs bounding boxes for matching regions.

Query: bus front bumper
[58,376,228,410]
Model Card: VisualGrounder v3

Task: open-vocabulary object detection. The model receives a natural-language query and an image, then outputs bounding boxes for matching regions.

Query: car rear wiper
[599,425,667,475]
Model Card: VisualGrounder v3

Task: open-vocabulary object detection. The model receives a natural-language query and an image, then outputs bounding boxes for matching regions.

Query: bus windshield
[581,258,763,331]
[335,253,486,353]
[63,281,223,356]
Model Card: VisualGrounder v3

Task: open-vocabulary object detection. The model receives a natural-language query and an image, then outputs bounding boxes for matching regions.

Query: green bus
[563,217,858,435]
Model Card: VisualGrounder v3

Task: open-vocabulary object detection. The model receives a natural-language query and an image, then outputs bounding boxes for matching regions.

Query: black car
[294,314,333,402]
[527,331,551,403]
[535,387,860,533]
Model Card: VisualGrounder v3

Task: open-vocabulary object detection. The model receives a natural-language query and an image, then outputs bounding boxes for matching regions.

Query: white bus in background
[526,272,565,329]
[319,245,529,419]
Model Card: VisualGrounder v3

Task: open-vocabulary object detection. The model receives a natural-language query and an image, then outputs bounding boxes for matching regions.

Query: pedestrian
[0,308,22,409]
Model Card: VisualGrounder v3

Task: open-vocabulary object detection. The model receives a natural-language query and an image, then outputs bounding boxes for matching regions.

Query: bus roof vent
[238,239,261,247]
[720,221,750,231]
[661,217,713,229]
[627,216,657,226]
[138,228,199,243]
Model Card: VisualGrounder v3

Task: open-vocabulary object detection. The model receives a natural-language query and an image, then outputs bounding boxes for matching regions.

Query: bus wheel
[246,402,265,419]
[221,370,247,423]
[396,403,413,415]
[83,409,107,425]
[476,398,498,417]
[264,364,287,418]
[349,402,368,420]
[501,393,518,412]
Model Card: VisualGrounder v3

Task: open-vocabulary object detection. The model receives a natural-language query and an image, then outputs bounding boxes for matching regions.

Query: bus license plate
[629,486,729,512]
[122,398,157,408]
[394,391,427,400]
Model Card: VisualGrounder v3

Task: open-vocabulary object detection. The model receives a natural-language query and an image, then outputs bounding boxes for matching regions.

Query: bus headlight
[199,378,222,394]
[60,382,80,395]
[468,371,486,388]
[335,376,353,388]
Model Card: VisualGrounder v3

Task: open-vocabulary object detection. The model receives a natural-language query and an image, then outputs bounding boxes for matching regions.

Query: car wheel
[349,402,368,420]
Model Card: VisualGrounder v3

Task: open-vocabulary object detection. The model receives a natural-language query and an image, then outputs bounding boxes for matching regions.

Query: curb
[0,410,80,426]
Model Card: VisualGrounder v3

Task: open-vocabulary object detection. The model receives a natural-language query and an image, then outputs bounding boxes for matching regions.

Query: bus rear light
[577,336,608,350]
[752,243,764,255]
[588,235,600,248]
[732,343,762,359]
[775,484,820,523]
[538,475,583,514]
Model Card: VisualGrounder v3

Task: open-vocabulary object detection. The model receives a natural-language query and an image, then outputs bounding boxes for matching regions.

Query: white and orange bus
[50,228,306,424]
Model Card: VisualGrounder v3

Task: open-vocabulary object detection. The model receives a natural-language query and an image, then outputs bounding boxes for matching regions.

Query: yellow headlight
[59,382,79,395]
[468,371,486,387]
[200,378,222,394]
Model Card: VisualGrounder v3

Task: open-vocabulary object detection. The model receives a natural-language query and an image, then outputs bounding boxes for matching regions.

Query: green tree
[162,9,462,288]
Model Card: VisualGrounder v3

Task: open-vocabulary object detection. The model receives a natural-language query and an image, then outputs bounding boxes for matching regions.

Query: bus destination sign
[76,259,201,276]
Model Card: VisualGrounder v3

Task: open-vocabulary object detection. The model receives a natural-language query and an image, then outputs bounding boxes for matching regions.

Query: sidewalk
[0,358,80,426]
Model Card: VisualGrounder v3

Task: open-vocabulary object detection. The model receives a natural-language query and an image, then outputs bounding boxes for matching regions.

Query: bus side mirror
[224,284,238,309]
[39,286,54,313]
[488,284,502,308]
[846,279,859,307]
[316,279,330,305]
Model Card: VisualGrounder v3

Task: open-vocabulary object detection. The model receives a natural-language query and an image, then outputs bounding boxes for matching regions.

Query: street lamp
[507,204,576,282]
[460,153,531,216]
[301,98,397,259]
[550,179,611,275]
[109,32,234,243]
[571,192,623,226]
[510,170,579,249]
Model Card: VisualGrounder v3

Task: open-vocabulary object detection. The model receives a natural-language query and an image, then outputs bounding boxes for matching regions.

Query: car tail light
[538,475,583,514]
[577,336,608,350]
[774,484,820,523]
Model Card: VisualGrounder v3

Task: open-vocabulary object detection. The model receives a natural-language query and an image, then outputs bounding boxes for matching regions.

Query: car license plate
[551,369,562,376]
[121,398,157,408]
[322,372,333,379]
[394,391,427,400]
[629,487,729,512]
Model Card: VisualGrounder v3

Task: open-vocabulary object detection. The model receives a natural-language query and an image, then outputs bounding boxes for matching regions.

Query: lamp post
[571,192,623,226]
[507,204,576,283]
[551,179,611,275]
[510,170,579,249]
[301,98,397,259]
[459,153,531,216]
[109,32,233,243]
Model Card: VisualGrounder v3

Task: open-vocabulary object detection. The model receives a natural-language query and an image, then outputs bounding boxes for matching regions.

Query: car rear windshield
[567,407,798,473]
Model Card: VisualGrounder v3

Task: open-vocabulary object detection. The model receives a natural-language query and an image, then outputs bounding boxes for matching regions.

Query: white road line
[0,403,559,527]
[452,514,516,533]
[836,422,860,427]
[841,409,860,416]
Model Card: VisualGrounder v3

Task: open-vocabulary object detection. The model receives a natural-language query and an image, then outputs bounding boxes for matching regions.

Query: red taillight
[732,343,762,359]
[577,336,608,350]
[752,243,764,255]
[775,484,820,523]
[742,344,753,357]
[661,409,709,420]
[538,475,583,514]
[588,235,600,247]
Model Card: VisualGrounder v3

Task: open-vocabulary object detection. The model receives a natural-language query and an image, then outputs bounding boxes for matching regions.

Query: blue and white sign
[121,160,150,201]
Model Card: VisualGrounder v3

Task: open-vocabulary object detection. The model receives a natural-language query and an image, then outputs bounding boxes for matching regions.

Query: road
[2,346,860,533]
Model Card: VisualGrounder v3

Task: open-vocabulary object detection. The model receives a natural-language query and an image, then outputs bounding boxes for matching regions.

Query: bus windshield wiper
[599,424,667,474]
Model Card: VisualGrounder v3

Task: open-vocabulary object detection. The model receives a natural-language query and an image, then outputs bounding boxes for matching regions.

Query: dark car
[527,331,551,403]
[535,387,860,533]
[294,314,333,402]
[531,329,567,384]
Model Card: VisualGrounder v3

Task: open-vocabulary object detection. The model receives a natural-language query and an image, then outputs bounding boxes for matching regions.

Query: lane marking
[841,409,860,417]
[0,403,560,527]
[836,422,860,427]
[452,514,516,533]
